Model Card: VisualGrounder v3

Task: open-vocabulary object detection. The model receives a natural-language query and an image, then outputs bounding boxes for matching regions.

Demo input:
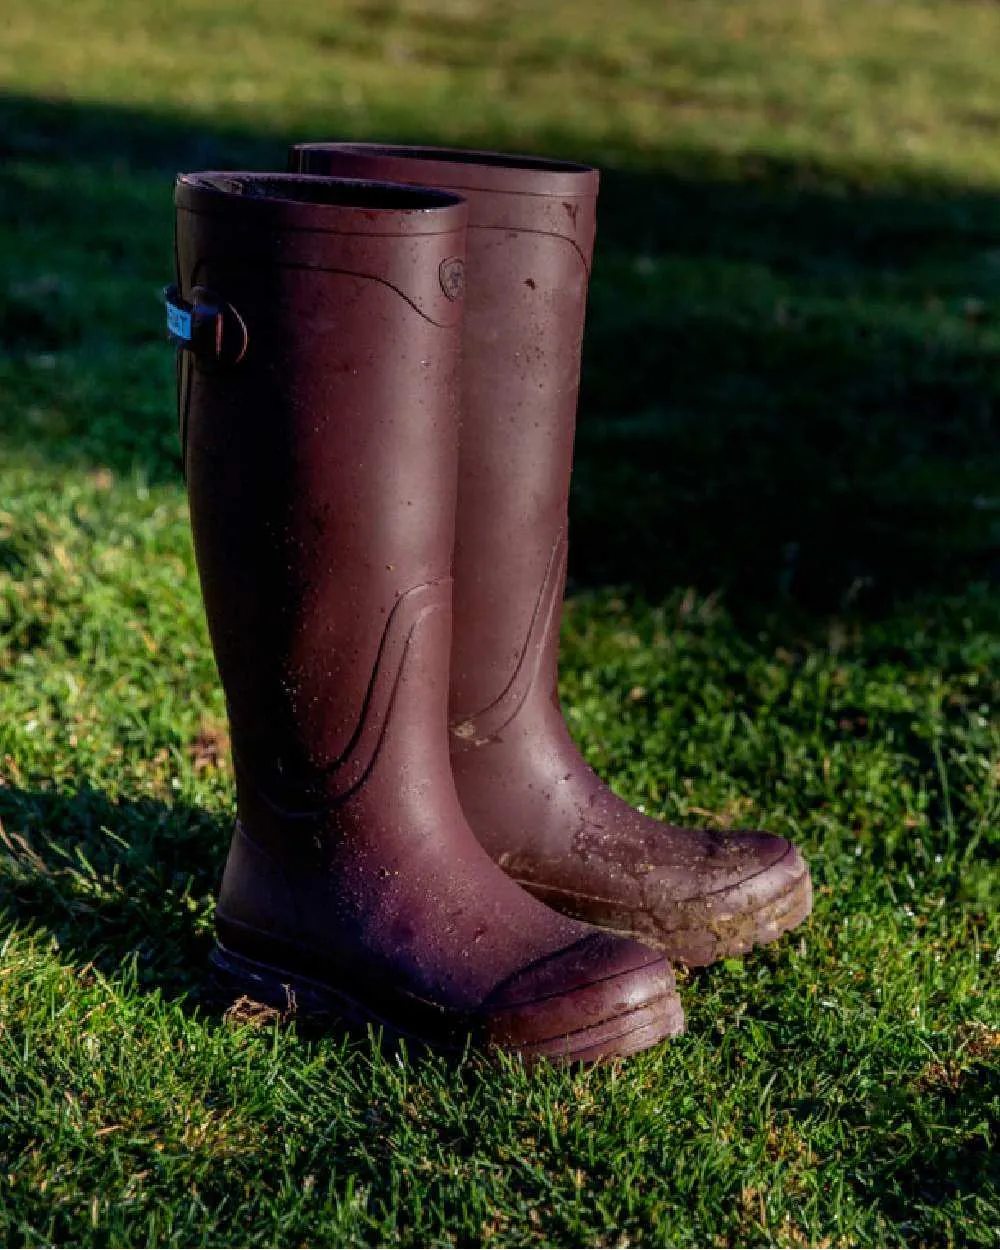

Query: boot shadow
[0,781,226,1006]
[0,781,507,1067]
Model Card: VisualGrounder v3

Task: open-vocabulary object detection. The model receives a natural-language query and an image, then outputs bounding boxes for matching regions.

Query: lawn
[0,0,998,1244]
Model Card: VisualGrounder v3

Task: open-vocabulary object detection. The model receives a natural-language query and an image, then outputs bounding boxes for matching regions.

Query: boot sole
[208,943,684,1064]
[517,862,813,968]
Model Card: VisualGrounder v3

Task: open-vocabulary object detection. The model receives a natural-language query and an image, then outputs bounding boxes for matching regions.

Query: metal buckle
[163,285,247,364]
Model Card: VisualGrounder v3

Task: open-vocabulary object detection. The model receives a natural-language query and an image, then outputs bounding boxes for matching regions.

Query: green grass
[1,0,999,1244]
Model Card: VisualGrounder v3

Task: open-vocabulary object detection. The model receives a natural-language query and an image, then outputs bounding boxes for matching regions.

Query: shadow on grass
[824,1058,1000,1238]
[3,90,1000,624]
[0,780,225,1002]
[876,1064,1000,1238]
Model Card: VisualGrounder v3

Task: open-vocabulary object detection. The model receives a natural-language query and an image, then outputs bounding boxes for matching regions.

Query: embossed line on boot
[469,224,592,274]
[449,530,567,751]
[233,579,450,816]
[186,252,460,330]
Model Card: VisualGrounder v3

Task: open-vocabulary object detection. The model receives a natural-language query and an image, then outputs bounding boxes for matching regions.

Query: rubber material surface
[288,145,813,964]
[175,170,683,1058]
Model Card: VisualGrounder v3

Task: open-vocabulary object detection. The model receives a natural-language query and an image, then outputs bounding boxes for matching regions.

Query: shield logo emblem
[439,257,465,301]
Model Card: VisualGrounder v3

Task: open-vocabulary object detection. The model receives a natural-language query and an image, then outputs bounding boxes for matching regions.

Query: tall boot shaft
[292,145,597,718]
[174,172,467,795]
[288,146,811,966]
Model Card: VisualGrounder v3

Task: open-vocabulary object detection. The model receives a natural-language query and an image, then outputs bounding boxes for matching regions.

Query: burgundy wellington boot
[169,171,683,1061]
[290,145,812,966]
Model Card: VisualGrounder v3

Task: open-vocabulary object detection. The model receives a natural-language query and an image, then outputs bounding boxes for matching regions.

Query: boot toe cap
[517,827,813,968]
[478,932,684,1063]
[652,833,813,965]
[696,833,810,914]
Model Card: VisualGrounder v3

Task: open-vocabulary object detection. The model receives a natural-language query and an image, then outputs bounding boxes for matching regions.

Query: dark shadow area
[803,1058,1000,1243]
[872,1063,1000,1244]
[0,781,226,1001]
[577,163,1000,617]
[3,91,1000,625]
[576,166,1000,618]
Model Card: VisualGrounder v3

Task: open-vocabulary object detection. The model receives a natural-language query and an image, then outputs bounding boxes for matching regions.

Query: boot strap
[164,285,247,364]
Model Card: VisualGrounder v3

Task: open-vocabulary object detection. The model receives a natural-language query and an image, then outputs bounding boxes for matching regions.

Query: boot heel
[208,943,345,1030]
[207,944,420,1054]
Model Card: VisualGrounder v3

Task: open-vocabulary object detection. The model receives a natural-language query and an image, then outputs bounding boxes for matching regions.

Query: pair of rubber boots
[169,144,812,1063]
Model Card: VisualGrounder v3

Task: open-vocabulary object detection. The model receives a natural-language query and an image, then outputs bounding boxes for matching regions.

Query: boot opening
[185,173,459,212]
[304,145,594,175]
